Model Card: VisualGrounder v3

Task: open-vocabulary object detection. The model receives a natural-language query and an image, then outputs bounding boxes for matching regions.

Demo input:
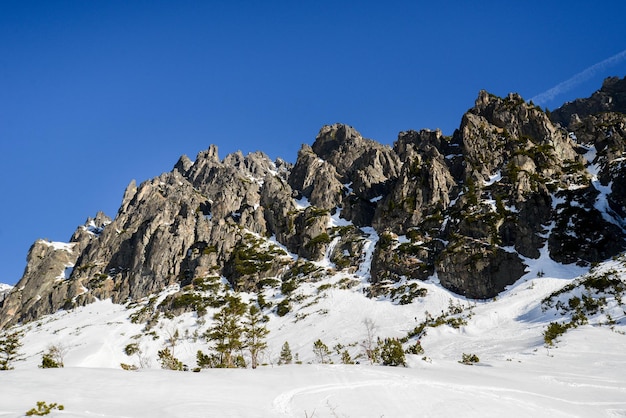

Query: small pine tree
[40,353,61,369]
[40,344,67,369]
[279,341,293,365]
[0,330,23,370]
[25,401,64,416]
[157,348,184,371]
[406,340,424,355]
[379,338,406,367]
[313,339,331,364]
[276,299,290,317]
[243,305,269,369]
[341,349,354,364]
[120,363,138,371]
[459,353,479,365]
[124,343,140,356]
[234,354,247,368]
[196,350,225,370]
[196,350,212,369]
[543,322,569,346]
[204,295,247,368]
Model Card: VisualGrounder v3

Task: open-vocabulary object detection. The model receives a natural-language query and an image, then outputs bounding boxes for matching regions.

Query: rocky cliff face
[2,77,626,328]
[549,76,626,128]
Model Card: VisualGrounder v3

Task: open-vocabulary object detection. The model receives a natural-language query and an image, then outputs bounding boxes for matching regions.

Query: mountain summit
[1,77,626,329]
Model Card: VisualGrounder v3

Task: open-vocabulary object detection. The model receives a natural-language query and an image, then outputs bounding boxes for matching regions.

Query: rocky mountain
[549,76,626,128]
[1,77,625,329]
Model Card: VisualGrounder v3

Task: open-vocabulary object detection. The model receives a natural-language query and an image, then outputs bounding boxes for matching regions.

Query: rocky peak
[460,90,579,188]
[287,144,342,210]
[0,236,81,328]
[393,129,450,161]
[550,76,626,128]
[370,85,624,297]
[118,179,138,217]
[310,123,400,182]
[69,212,112,254]
[173,154,193,174]
[289,124,401,225]
[310,123,362,172]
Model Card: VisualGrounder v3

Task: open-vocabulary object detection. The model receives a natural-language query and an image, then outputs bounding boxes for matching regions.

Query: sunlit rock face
[3,77,626,328]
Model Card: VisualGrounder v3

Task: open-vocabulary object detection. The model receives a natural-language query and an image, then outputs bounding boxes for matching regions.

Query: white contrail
[531,49,626,105]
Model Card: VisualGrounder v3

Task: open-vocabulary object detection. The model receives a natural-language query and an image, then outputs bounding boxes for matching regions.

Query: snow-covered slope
[0,283,12,305]
[1,254,625,417]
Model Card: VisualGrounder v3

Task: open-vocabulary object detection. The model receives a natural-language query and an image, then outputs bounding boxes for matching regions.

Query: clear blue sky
[2,1,626,285]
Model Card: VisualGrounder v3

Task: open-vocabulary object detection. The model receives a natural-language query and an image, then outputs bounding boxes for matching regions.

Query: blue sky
[2,1,626,285]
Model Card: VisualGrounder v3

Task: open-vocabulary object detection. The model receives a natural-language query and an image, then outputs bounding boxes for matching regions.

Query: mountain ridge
[1,77,625,329]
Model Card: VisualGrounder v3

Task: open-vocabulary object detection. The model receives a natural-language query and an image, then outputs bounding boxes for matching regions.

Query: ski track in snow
[270,366,626,418]
[272,379,400,417]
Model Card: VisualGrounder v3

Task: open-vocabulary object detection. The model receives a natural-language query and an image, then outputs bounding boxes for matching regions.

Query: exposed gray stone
[437,239,527,299]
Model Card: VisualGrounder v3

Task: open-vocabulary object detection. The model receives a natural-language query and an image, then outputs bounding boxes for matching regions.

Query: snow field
[1,254,626,416]
[2,343,626,418]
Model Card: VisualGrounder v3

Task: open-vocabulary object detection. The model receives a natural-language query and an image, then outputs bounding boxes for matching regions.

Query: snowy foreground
[2,258,626,417]
[3,344,626,418]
